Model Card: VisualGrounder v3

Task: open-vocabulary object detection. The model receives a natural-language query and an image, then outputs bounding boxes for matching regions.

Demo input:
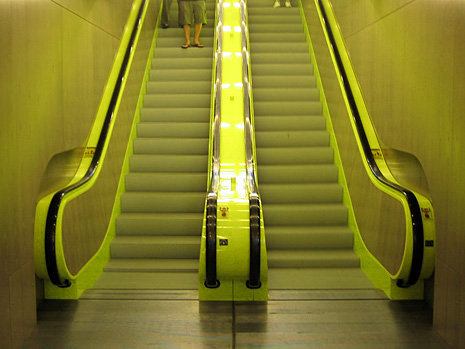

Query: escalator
[248,0,376,290]
[91,0,216,290]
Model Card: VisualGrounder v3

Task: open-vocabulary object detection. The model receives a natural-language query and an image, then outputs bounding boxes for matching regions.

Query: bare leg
[193,23,202,46]
[183,24,191,47]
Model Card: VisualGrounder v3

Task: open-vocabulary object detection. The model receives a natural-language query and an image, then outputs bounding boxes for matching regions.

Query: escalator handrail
[44,0,149,287]
[204,0,223,288]
[241,0,261,289]
[316,0,423,287]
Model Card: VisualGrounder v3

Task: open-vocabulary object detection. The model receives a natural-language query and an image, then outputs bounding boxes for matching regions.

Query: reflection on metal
[382,148,432,202]
[38,148,85,199]
[240,0,261,289]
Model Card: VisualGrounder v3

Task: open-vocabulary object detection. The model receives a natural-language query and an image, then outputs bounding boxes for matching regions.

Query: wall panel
[326,0,465,346]
[0,0,146,346]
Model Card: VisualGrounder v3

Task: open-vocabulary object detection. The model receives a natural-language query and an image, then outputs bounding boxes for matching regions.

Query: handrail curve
[314,0,435,287]
[35,0,149,287]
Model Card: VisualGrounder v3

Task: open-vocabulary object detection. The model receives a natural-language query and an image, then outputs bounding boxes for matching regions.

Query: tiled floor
[24,290,450,348]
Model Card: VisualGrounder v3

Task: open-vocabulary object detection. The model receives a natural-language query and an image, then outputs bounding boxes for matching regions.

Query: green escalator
[248,0,376,290]
[91,1,215,290]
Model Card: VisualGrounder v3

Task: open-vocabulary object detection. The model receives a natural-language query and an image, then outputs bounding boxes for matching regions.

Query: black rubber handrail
[204,0,222,289]
[45,0,148,287]
[241,0,261,289]
[317,0,423,287]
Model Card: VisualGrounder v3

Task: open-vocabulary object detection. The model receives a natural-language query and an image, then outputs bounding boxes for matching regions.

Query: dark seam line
[345,0,416,39]
[51,0,120,40]
[232,301,236,348]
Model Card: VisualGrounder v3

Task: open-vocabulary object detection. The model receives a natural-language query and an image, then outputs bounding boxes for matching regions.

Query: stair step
[116,212,203,236]
[253,88,319,102]
[129,154,208,172]
[111,236,201,259]
[252,63,314,76]
[267,249,360,268]
[265,226,354,249]
[263,204,348,226]
[250,42,308,53]
[140,107,210,122]
[156,36,214,48]
[154,48,213,58]
[150,69,212,81]
[254,115,326,131]
[152,57,213,70]
[104,259,198,273]
[257,147,333,165]
[137,122,209,138]
[133,137,208,155]
[121,192,205,213]
[248,23,303,33]
[125,172,207,192]
[255,130,329,147]
[144,94,211,108]
[248,7,300,16]
[248,15,302,25]
[259,183,343,204]
[257,164,338,183]
[251,52,311,64]
[249,32,305,43]
[158,27,215,38]
[146,81,211,95]
[253,75,316,88]
[254,101,322,116]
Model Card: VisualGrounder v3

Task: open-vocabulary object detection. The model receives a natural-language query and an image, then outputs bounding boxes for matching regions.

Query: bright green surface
[199,0,268,301]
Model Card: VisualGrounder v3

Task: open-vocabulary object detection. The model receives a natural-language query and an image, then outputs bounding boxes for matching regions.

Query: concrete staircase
[90,1,215,291]
[248,0,375,290]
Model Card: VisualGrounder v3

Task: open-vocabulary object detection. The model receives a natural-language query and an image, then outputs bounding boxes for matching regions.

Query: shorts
[178,0,206,26]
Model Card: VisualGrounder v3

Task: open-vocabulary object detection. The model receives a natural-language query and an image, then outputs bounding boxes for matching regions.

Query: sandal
[181,44,189,49]
[191,43,204,48]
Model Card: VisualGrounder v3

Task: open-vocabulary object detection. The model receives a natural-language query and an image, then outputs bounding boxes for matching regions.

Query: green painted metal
[199,0,268,301]
[36,0,155,299]
[308,0,435,299]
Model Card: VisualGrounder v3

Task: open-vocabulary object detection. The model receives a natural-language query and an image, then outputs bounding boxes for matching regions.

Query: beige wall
[0,0,160,347]
[316,0,465,347]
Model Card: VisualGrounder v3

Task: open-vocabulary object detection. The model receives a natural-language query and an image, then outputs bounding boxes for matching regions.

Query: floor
[24,290,450,348]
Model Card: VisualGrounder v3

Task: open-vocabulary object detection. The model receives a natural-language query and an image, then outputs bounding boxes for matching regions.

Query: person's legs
[183,24,191,47]
[193,23,203,46]
[161,0,173,27]
[192,1,205,47]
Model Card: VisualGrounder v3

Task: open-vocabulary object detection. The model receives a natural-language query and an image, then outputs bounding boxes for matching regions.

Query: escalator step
[265,226,354,250]
[110,236,200,259]
[263,204,347,226]
[259,183,343,204]
[137,122,209,138]
[255,130,329,147]
[133,137,209,155]
[125,172,207,192]
[129,154,208,172]
[257,146,334,165]
[116,212,203,236]
[121,192,205,213]
[254,115,326,131]
[267,249,360,268]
